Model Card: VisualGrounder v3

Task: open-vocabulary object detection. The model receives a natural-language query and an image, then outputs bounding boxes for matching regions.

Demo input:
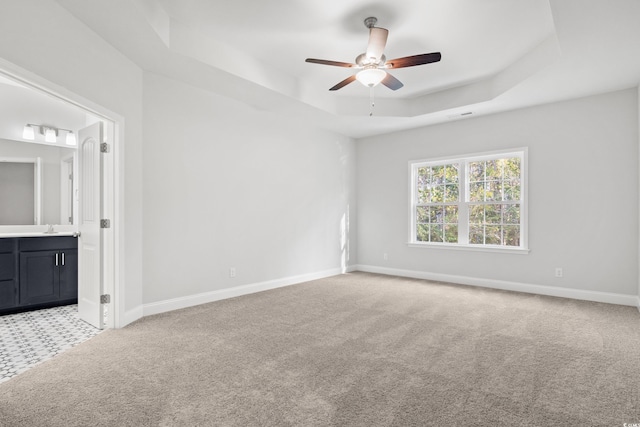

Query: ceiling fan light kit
[305,16,442,94]
[356,68,386,87]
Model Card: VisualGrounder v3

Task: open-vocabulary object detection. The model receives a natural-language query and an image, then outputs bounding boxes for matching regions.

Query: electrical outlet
[229,267,236,278]
[554,267,563,278]
[383,253,388,261]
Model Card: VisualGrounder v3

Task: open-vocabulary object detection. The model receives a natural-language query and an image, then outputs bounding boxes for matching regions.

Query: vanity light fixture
[22,123,76,146]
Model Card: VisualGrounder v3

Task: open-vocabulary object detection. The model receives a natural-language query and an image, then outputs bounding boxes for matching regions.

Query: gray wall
[357,89,639,297]
[142,73,357,304]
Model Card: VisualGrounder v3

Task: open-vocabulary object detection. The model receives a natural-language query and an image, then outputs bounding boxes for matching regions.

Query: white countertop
[0,232,77,238]
[0,226,79,238]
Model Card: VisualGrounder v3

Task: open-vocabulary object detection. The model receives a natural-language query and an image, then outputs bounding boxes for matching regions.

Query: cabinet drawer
[19,236,77,252]
[0,253,14,280]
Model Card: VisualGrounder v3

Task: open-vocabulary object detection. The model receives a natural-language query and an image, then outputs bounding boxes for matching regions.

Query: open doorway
[0,64,120,330]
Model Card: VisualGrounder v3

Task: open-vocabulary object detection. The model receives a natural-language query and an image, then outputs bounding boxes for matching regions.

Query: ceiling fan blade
[329,75,357,91]
[381,73,404,91]
[305,58,355,68]
[386,52,442,69]
[366,27,389,61]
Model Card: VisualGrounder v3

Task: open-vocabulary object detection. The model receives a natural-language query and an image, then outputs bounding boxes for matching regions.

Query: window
[409,149,527,251]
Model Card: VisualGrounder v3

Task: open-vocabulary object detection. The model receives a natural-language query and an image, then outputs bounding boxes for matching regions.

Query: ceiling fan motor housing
[356,53,386,67]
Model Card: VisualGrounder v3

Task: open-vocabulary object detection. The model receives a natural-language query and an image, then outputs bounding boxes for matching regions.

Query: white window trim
[408,148,529,253]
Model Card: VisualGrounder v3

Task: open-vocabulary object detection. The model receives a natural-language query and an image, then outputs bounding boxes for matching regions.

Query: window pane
[431,185,445,203]
[485,181,501,201]
[416,206,429,223]
[445,164,459,183]
[485,204,501,224]
[469,182,484,202]
[417,224,429,242]
[417,186,430,203]
[417,167,429,186]
[503,205,520,224]
[504,158,521,179]
[445,206,458,223]
[445,184,459,202]
[485,226,501,245]
[431,206,443,224]
[432,165,445,185]
[469,225,484,244]
[503,179,521,200]
[468,161,484,181]
[430,225,443,242]
[504,225,520,246]
[445,225,458,243]
[486,160,501,179]
[469,204,484,224]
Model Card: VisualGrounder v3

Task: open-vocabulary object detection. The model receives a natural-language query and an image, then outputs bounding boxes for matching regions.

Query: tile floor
[0,304,102,383]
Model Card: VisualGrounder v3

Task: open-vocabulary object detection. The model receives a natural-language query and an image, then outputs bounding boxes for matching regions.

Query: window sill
[407,242,530,254]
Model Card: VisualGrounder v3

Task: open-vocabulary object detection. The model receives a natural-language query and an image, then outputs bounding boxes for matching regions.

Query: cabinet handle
[55,253,59,266]
[62,252,65,266]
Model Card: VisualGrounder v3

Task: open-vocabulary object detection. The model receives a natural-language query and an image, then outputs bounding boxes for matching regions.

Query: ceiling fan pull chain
[369,86,375,117]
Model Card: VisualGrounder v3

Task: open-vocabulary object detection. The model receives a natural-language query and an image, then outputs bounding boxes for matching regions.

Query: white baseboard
[121,306,144,328]
[355,264,639,307]
[141,266,355,318]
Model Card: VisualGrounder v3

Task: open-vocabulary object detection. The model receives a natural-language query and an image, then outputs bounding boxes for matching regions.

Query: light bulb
[66,131,76,146]
[356,68,386,87]
[44,127,57,143]
[22,125,35,140]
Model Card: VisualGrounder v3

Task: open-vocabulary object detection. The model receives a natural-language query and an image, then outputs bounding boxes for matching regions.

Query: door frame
[60,153,76,226]
[0,58,124,329]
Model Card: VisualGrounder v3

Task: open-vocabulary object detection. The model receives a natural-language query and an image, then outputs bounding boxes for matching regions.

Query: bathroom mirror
[0,139,77,227]
[0,157,41,225]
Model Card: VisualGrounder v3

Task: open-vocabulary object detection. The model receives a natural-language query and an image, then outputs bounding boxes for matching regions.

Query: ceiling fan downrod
[364,17,378,29]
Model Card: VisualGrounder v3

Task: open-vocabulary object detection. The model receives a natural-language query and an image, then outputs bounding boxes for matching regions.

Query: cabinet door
[59,249,78,300]
[19,250,60,305]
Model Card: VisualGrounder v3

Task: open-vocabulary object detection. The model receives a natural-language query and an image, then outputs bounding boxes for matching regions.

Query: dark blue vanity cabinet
[0,236,78,315]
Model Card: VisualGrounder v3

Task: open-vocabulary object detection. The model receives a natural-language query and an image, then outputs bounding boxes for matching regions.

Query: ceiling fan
[305,17,442,91]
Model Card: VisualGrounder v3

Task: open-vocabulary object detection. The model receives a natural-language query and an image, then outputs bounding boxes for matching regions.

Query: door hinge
[100,219,111,229]
[100,143,110,153]
[100,294,111,304]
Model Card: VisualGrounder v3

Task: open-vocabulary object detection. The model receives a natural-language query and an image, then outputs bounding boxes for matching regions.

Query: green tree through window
[410,150,526,249]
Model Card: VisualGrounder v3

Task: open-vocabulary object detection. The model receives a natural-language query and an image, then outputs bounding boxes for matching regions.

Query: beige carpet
[1,272,639,426]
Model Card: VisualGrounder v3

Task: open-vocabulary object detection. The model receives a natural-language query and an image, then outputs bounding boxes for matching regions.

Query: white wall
[142,73,356,305]
[357,89,639,298]
[0,0,144,319]
[0,138,74,225]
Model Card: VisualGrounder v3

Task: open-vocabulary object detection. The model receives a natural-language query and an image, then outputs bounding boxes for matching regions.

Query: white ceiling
[3,0,640,140]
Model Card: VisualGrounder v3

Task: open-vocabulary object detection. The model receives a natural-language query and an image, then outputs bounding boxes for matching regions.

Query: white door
[78,122,103,329]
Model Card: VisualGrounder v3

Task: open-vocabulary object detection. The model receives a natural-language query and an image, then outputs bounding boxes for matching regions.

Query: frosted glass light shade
[65,131,77,146]
[44,127,57,143]
[22,125,35,140]
[356,68,386,87]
